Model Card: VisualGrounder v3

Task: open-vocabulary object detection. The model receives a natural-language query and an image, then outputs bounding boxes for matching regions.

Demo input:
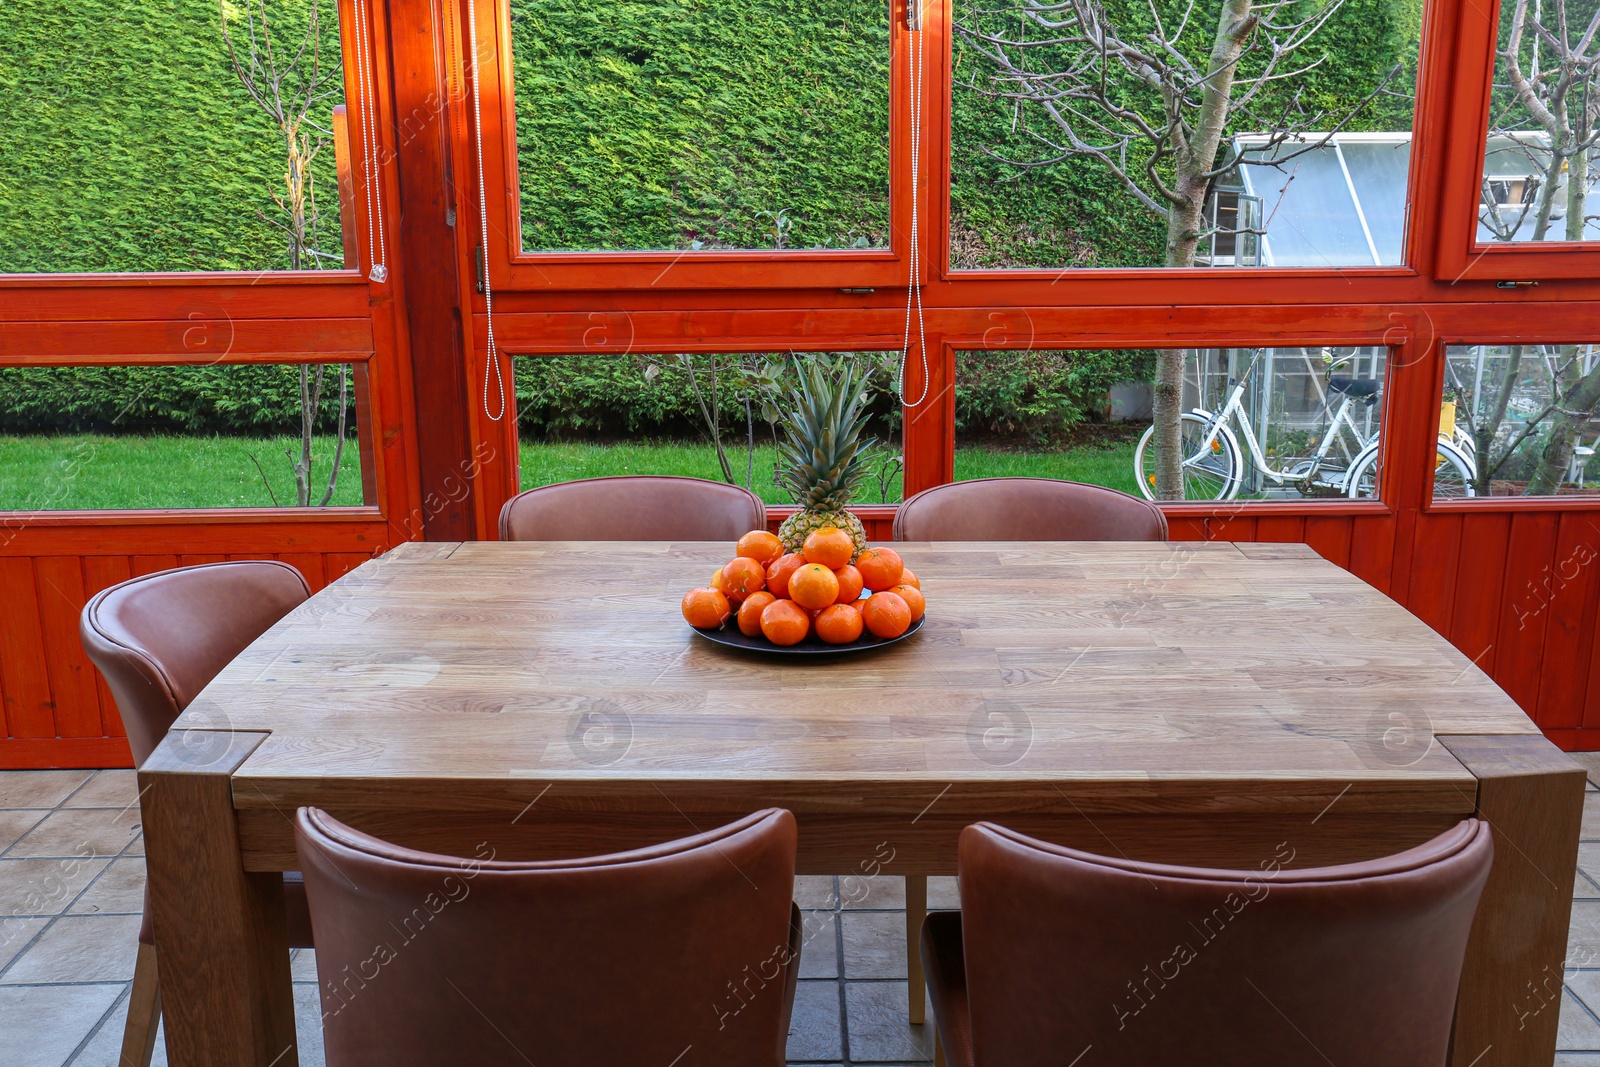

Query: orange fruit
[833,564,865,605]
[861,591,911,639]
[899,566,920,589]
[737,591,777,636]
[891,583,925,622]
[710,568,729,594]
[856,547,904,591]
[682,587,732,629]
[721,557,766,602]
[736,530,784,566]
[802,526,854,569]
[766,553,806,599]
[815,603,864,644]
[788,563,841,610]
[760,598,811,646]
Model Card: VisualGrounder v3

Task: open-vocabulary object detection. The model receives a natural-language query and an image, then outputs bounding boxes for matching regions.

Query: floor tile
[0,917,49,970]
[69,990,173,1067]
[1564,969,1600,1015]
[0,770,93,809]
[8,808,142,860]
[1572,903,1600,969]
[0,810,47,853]
[1,915,143,984]
[1563,991,1600,1051]
[841,873,905,910]
[1584,794,1600,841]
[292,946,319,983]
[794,875,837,910]
[0,857,111,916]
[844,981,934,1062]
[1571,753,1600,790]
[69,858,147,917]
[842,911,906,979]
[295,981,327,1067]
[927,876,960,910]
[786,980,843,1062]
[799,912,839,979]
[0,983,123,1067]
[63,770,140,810]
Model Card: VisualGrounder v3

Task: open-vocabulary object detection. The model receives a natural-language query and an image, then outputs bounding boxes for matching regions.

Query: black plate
[691,614,924,655]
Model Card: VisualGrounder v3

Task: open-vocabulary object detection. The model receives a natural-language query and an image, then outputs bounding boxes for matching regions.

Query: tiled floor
[10,760,1600,1065]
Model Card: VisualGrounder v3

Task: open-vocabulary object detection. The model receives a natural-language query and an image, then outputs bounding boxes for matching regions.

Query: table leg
[1440,734,1585,1067]
[140,730,297,1067]
[907,874,927,1025]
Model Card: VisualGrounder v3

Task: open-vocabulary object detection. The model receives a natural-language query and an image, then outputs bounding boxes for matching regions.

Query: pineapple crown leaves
[776,356,879,508]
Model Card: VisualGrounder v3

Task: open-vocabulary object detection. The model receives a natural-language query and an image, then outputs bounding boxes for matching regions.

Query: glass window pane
[954,346,1402,501]
[1240,145,1374,267]
[1444,343,1600,497]
[0,0,347,273]
[1340,139,1412,265]
[0,364,370,509]
[949,0,1421,269]
[509,0,890,253]
[1477,0,1600,245]
[516,353,902,503]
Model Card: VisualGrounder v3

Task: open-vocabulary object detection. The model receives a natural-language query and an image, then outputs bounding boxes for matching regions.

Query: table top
[183,540,1535,815]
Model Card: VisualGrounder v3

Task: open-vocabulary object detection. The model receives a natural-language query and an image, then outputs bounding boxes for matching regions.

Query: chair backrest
[499,475,767,541]
[296,806,801,1067]
[892,478,1167,541]
[79,561,310,766]
[955,819,1492,1067]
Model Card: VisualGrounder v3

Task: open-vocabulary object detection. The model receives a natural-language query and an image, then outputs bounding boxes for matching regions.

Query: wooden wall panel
[1537,513,1600,730]
[1303,516,1354,568]
[32,558,100,738]
[1495,513,1562,715]
[1451,513,1512,677]
[1407,513,1463,637]
[0,559,55,740]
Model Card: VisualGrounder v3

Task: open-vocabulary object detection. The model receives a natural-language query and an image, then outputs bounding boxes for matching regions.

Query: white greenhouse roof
[1229,131,1600,267]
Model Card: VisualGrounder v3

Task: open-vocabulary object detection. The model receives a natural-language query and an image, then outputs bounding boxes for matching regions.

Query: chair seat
[138,872,313,949]
[921,911,973,1067]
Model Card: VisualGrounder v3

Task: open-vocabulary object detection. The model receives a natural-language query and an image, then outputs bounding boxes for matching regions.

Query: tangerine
[721,557,766,602]
[856,547,904,591]
[766,553,806,598]
[736,530,784,566]
[802,526,854,569]
[737,591,777,636]
[899,566,920,589]
[833,564,865,604]
[890,583,925,622]
[682,587,732,629]
[861,591,911,638]
[788,563,841,610]
[710,567,729,594]
[760,598,811,646]
[815,603,864,644]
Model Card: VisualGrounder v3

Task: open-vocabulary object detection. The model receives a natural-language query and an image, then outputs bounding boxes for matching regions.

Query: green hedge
[0,0,343,273]
[0,365,353,435]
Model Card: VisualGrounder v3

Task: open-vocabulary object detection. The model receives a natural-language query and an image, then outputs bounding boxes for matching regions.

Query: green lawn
[0,433,1139,510]
[0,434,365,510]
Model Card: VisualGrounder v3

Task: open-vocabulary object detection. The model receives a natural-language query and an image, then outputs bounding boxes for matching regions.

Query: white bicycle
[1134,349,1477,501]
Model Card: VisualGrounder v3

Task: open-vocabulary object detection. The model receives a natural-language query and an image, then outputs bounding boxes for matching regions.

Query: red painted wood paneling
[0,559,55,740]
[1406,513,1463,637]
[1536,512,1600,729]
[1450,512,1512,677]
[1495,513,1563,713]
[32,558,101,738]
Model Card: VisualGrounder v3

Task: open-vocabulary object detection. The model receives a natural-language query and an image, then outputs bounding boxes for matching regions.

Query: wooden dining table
[139,539,1583,1067]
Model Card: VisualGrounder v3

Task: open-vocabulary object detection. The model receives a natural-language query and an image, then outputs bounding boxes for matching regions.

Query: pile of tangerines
[681,526,926,647]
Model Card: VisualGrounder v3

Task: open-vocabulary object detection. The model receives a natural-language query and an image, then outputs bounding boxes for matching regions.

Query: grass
[0,434,365,511]
[0,433,1140,511]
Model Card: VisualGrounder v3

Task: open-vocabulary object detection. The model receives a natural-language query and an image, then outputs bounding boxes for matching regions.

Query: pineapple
[775,357,876,561]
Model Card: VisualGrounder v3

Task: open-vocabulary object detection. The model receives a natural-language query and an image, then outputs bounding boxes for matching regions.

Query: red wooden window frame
[470,0,925,291]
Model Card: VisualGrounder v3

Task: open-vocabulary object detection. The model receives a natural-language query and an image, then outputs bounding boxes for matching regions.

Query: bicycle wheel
[1135,412,1241,500]
[1345,441,1477,499]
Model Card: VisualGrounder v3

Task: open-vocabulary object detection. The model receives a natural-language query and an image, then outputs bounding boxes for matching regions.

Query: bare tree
[955,0,1400,497]
[1474,0,1600,495]
[222,0,350,506]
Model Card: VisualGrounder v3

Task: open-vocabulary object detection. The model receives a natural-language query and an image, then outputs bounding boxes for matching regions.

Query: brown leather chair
[922,819,1493,1067]
[499,475,767,541]
[79,561,315,1067]
[893,478,1168,542]
[296,806,802,1067]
